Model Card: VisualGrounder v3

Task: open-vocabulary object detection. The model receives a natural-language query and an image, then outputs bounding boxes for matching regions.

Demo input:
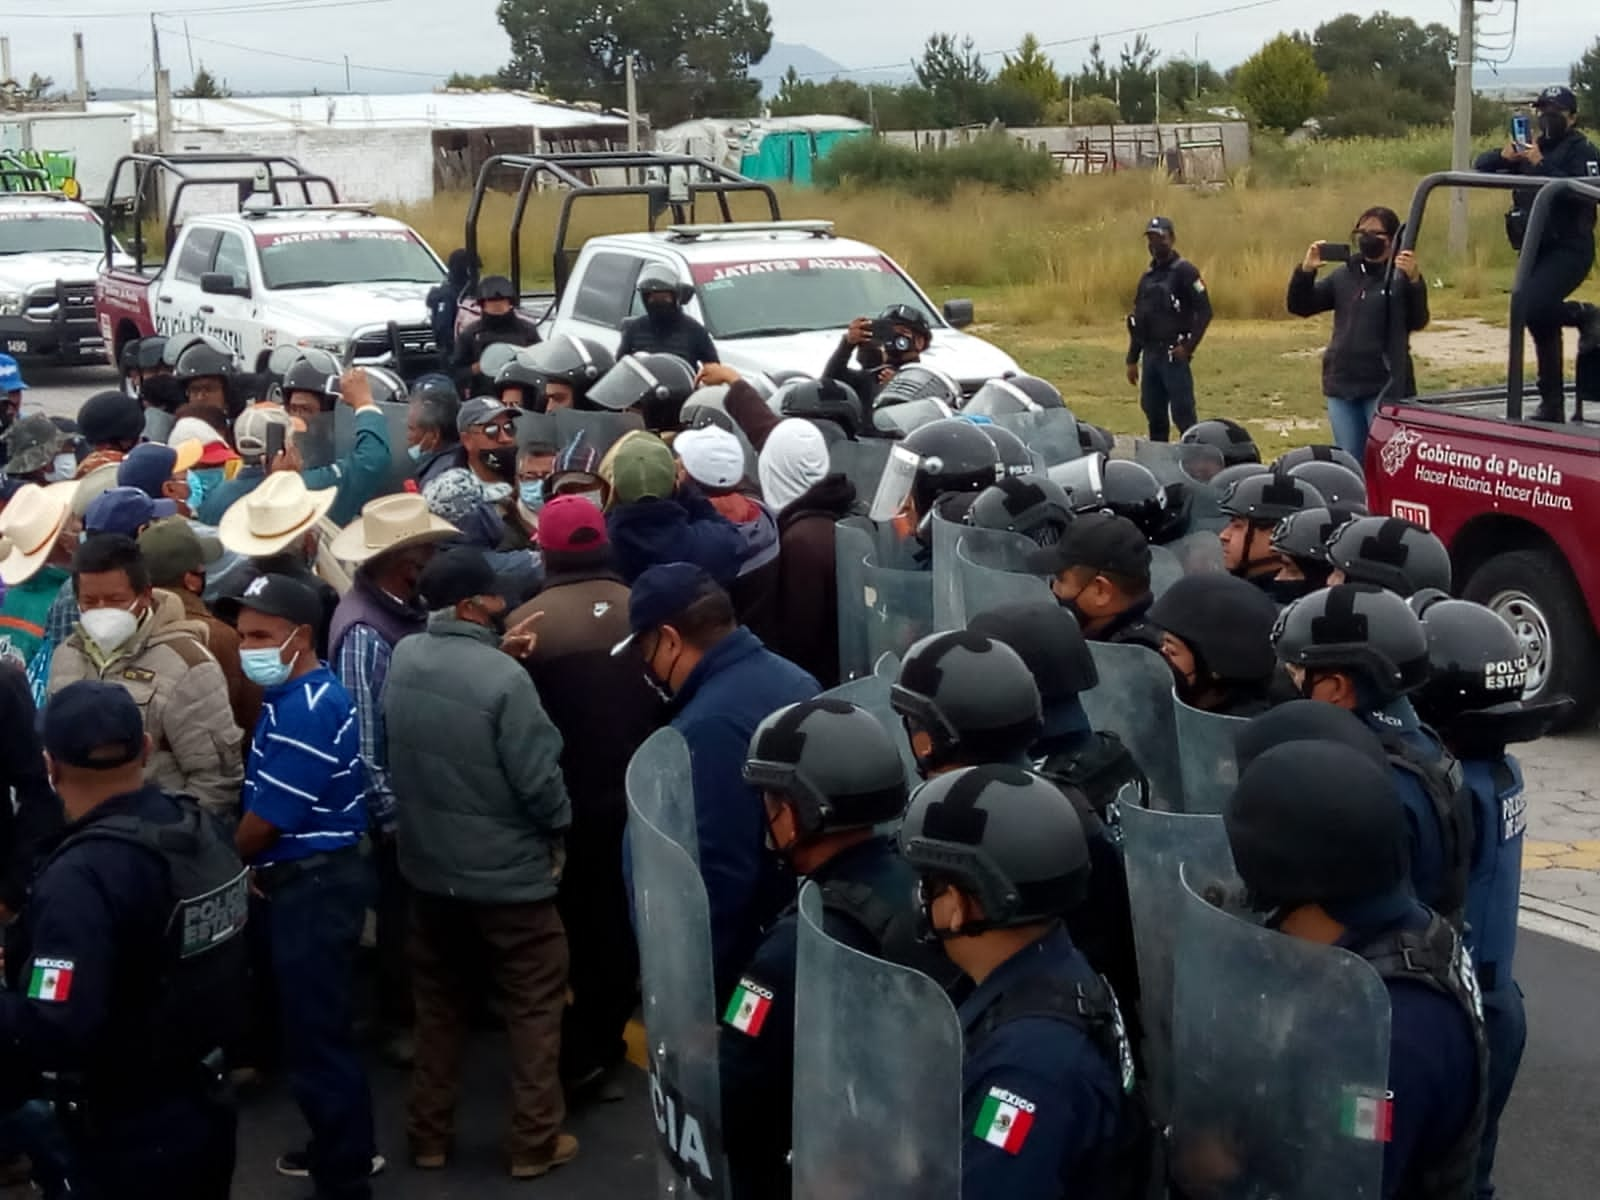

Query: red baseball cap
[538,494,609,554]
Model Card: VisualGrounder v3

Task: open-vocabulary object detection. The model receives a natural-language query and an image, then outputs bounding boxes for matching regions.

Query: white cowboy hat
[0,480,80,585]
[217,471,336,558]
[69,461,121,519]
[329,493,457,565]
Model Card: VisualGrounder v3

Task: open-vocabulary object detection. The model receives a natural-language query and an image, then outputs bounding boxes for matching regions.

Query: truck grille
[351,322,437,362]
[25,282,97,328]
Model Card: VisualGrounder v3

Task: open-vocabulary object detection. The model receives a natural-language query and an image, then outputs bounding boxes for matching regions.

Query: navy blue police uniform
[1127,227,1212,442]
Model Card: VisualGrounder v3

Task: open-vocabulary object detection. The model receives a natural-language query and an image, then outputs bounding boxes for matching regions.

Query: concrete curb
[1519,893,1600,953]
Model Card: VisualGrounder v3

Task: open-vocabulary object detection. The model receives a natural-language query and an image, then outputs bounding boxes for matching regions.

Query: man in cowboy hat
[327,493,457,1066]
[0,482,80,673]
[216,472,339,657]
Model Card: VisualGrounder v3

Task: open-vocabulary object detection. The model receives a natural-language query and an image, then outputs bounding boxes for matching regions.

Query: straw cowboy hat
[329,493,458,565]
[0,480,80,585]
[217,471,336,558]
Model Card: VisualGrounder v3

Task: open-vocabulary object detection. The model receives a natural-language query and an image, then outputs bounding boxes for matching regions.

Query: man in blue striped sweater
[222,573,381,1200]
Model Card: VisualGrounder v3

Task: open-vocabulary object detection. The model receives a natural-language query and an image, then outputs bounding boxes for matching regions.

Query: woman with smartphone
[1286,206,1429,459]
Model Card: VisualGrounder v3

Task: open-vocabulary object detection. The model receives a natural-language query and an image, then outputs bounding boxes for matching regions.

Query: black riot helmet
[874,364,963,411]
[118,339,141,376]
[1211,461,1269,494]
[476,274,517,302]
[1220,467,1325,527]
[899,764,1092,928]
[1325,516,1450,597]
[1271,583,1431,699]
[173,337,237,381]
[1288,460,1368,510]
[967,601,1099,701]
[743,699,909,835]
[1149,573,1281,688]
[281,353,339,407]
[1269,505,1361,579]
[1226,742,1410,914]
[1101,459,1176,541]
[494,351,546,405]
[135,335,170,373]
[1275,443,1363,476]
[507,336,614,411]
[1181,418,1259,467]
[965,474,1075,547]
[1078,422,1115,456]
[637,266,693,306]
[878,302,933,343]
[975,422,1034,477]
[872,417,1000,521]
[586,353,697,428]
[891,630,1043,774]
[963,374,1066,417]
[777,377,865,439]
[870,397,955,439]
[1235,699,1390,776]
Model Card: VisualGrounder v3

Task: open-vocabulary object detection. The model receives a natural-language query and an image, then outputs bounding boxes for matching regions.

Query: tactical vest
[1131,257,1191,350]
[1374,727,1474,929]
[1037,731,1148,842]
[50,799,250,1096]
[1462,757,1524,993]
[814,876,968,999]
[1353,913,1489,1200]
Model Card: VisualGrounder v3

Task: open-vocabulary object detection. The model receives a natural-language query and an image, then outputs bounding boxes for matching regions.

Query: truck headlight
[0,293,25,317]
[296,336,349,358]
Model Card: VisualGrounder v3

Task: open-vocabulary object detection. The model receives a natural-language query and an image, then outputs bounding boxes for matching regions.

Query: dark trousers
[1140,350,1197,441]
[407,893,568,1162]
[372,835,413,1031]
[76,1094,236,1200]
[556,811,639,1083]
[264,851,377,1200]
[1475,981,1528,1199]
[1523,238,1595,408]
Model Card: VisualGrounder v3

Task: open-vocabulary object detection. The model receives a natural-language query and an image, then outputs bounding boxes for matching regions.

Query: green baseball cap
[609,434,677,505]
[138,517,223,587]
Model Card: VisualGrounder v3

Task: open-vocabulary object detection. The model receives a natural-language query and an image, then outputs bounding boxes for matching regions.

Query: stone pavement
[1515,727,1600,944]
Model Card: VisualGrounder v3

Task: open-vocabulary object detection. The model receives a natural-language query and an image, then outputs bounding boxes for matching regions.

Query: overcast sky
[0,0,1582,98]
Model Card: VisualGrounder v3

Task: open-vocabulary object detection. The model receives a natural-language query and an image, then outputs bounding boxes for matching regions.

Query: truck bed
[1394,385,1600,443]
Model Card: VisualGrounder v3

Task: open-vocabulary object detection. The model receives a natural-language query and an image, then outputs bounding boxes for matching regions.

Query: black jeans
[1523,237,1595,407]
[556,808,639,1083]
[1140,350,1198,441]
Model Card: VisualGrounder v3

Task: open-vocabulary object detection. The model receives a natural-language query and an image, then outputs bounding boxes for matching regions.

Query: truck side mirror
[942,298,974,329]
[200,272,249,299]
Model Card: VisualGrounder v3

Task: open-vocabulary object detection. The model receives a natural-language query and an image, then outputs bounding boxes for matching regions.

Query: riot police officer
[1267,505,1361,604]
[452,274,541,395]
[173,338,238,418]
[1125,216,1212,442]
[1179,417,1258,476]
[900,764,1134,1200]
[890,629,1042,777]
[869,418,1000,554]
[497,335,614,412]
[5,681,247,1198]
[1223,742,1485,1198]
[618,267,719,367]
[1217,469,1326,597]
[1287,458,1368,510]
[1025,513,1164,651]
[1148,573,1281,716]
[722,698,956,1198]
[1409,593,1573,1199]
[966,474,1075,548]
[1272,584,1474,928]
[1325,515,1452,596]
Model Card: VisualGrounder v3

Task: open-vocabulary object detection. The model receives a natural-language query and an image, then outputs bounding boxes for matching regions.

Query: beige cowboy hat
[217,471,336,558]
[329,493,458,565]
[0,480,80,586]
[69,461,121,519]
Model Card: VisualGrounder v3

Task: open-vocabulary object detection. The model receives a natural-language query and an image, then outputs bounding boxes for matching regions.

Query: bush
[815,133,1057,201]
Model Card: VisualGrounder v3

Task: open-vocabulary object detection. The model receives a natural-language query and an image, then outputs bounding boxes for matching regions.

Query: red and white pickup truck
[1367,171,1600,726]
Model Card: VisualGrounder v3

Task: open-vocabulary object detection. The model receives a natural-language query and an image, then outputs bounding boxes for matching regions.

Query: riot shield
[1080,642,1182,810]
[1149,544,1183,600]
[517,412,560,452]
[791,883,963,1198]
[626,728,730,1198]
[1163,529,1226,576]
[1133,440,1225,486]
[835,519,876,682]
[992,409,1082,469]
[334,400,413,498]
[829,438,892,505]
[820,652,918,790]
[835,517,934,680]
[553,409,644,458]
[1173,697,1248,816]
[930,510,1045,631]
[1119,804,1236,1124]
[1170,865,1391,1200]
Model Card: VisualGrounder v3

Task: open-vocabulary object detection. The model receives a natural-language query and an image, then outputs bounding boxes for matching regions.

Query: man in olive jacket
[383,546,579,1178]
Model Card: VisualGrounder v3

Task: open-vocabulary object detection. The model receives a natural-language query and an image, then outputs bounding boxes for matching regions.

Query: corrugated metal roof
[86,91,629,137]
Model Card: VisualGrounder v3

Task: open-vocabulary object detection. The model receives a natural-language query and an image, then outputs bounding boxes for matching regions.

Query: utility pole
[1449,0,1475,259]
[625,53,638,152]
[73,32,88,103]
[1,37,12,86]
[344,54,351,92]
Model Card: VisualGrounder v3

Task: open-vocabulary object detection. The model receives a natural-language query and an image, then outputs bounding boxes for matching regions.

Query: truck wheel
[1462,548,1600,730]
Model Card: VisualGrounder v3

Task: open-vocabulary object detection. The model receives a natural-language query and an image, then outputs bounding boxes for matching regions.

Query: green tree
[998,34,1060,109]
[1235,34,1327,132]
[1310,12,1454,135]
[496,0,773,126]
[914,33,991,126]
[1045,93,1120,125]
[178,64,229,99]
[1574,37,1600,121]
[445,71,504,91]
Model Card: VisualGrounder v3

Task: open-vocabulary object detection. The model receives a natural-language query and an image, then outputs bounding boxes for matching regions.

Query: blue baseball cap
[0,355,28,394]
[43,680,146,769]
[611,562,722,656]
[83,486,177,538]
[117,441,199,501]
[1535,85,1578,113]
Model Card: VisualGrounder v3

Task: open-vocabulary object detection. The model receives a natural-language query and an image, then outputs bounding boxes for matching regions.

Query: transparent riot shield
[835,519,876,682]
[1133,440,1225,486]
[1119,804,1236,1124]
[1149,544,1183,600]
[930,510,1046,631]
[517,412,560,452]
[1081,642,1183,810]
[626,728,730,1198]
[791,883,963,1199]
[829,438,892,505]
[553,409,644,458]
[1163,529,1226,576]
[333,400,413,498]
[820,652,918,791]
[1170,865,1391,1200]
[992,409,1082,469]
[1173,697,1249,816]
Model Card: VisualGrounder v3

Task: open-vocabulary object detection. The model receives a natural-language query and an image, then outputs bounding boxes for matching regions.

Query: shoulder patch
[1193,277,1207,293]
[974,1086,1036,1153]
[26,958,75,1003]
[1588,159,1599,177]
[722,978,774,1036]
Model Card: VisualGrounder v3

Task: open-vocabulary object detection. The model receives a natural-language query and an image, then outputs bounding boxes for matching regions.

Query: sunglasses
[475,421,516,439]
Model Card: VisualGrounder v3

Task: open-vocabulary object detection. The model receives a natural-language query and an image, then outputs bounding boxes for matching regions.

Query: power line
[0,0,391,19]
[153,21,447,80]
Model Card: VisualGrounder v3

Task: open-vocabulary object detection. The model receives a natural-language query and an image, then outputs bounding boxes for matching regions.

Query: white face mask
[81,604,140,654]
[48,452,78,483]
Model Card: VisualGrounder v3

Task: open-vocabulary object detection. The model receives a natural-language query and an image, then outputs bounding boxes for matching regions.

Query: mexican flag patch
[26,958,74,1003]
[1340,1089,1394,1142]
[974,1086,1035,1154]
[723,980,773,1036]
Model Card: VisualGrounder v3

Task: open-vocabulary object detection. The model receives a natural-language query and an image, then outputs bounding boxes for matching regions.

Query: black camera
[871,318,914,354]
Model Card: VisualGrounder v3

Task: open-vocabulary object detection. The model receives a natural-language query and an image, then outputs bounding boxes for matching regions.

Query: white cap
[673,425,746,491]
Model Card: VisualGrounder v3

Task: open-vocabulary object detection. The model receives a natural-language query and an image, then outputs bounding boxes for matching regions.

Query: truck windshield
[255,230,443,289]
[0,213,103,255]
[690,255,938,339]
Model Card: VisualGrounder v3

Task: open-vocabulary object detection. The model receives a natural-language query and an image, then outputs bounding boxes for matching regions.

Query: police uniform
[1127,221,1212,442]
[958,924,1130,1199]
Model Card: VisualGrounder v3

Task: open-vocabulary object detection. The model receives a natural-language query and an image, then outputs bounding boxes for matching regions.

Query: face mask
[81,604,139,654]
[1263,575,1319,605]
[1056,592,1088,627]
[240,632,298,688]
[1357,232,1389,261]
[49,452,78,483]
[481,446,516,481]
[646,298,678,320]
[407,443,424,462]
[518,479,545,512]
[188,467,224,510]
[1538,111,1569,140]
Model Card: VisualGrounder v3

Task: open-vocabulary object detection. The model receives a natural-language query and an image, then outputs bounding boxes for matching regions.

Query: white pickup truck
[544,220,1019,389]
[0,191,119,365]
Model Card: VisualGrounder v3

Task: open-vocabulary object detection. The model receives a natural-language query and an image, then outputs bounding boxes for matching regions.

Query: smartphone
[265,422,285,461]
[322,373,343,398]
[1320,242,1351,264]
[1512,114,1532,149]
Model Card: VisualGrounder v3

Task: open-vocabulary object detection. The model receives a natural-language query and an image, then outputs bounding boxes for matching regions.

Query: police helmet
[877,303,933,343]
[161,332,208,368]
[636,266,693,306]
[891,629,1042,772]
[1149,573,1280,686]
[967,601,1099,700]
[1181,418,1259,467]
[1269,505,1361,572]
[173,337,237,381]
[1271,583,1431,698]
[1275,443,1363,476]
[586,353,697,419]
[77,391,146,447]
[871,397,954,439]
[1325,516,1450,596]
[965,474,1074,547]
[1288,460,1368,510]
[135,336,169,373]
[889,418,1001,518]
[118,339,141,375]
[478,342,522,381]
[1220,468,1325,526]
[1235,700,1389,776]
[408,372,460,408]
[743,699,909,834]
[777,377,865,439]
[1408,596,1526,717]
[282,351,340,403]
[1211,461,1269,494]
[899,764,1091,926]
[962,374,1066,418]
[1078,422,1115,456]
[1226,742,1409,912]
[494,350,546,402]
[874,364,963,411]
[476,274,517,302]
[974,422,1034,477]
[1101,459,1173,541]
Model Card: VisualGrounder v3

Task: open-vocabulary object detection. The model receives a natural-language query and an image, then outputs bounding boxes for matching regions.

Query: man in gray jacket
[383,546,577,1180]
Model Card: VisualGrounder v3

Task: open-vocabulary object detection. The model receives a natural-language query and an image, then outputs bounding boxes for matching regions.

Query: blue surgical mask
[188,466,225,510]
[408,443,424,462]
[240,632,298,688]
[519,479,545,512]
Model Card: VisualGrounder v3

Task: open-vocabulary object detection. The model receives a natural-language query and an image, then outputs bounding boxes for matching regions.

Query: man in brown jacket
[47,533,244,817]
[509,495,660,1099]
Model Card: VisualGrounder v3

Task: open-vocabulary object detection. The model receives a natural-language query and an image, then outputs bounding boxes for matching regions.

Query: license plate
[5,340,26,354]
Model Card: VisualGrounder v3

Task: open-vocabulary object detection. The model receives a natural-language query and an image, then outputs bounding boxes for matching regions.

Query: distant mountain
[1473,65,1568,100]
[756,43,849,95]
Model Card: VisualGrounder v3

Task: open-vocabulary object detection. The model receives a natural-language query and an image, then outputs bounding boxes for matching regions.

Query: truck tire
[1462,548,1600,730]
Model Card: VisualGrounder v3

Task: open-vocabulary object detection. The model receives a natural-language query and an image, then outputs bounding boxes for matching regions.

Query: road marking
[1520,894,1600,954]
[1523,839,1600,872]
[625,1017,647,1070]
